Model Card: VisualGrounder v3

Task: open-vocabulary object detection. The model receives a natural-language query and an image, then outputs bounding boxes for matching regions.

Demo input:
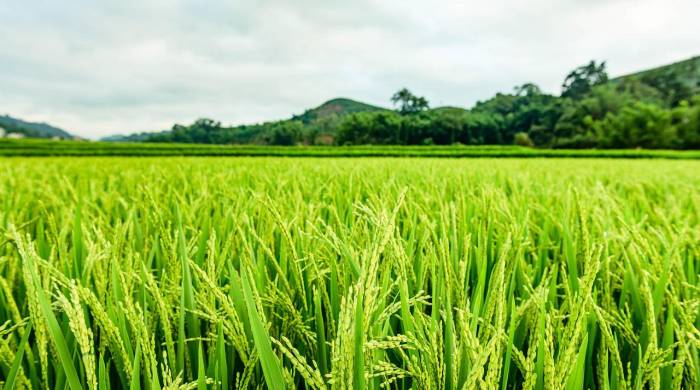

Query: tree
[336,113,372,145]
[391,88,429,115]
[514,83,542,97]
[471,86,562,146]
[561,60,608,100]
[671,98,700,148]
[513,132,534,147]
[266,121,304,145]
[552,84,630,147]
[593,102,676,148]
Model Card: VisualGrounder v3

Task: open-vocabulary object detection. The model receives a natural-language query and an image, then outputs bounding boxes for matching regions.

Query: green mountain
[0,114,73,139]
[615,56,699,85]
[292,98,387,124]
[612,56,700,104]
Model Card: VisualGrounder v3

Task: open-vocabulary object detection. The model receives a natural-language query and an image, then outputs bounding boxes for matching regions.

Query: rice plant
[0,157,698,389]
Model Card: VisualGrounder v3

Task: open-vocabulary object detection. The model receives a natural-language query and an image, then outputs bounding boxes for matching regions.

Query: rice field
[0,157,699,389]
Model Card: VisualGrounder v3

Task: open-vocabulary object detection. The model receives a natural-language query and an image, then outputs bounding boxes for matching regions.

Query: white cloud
[0,0,698,138]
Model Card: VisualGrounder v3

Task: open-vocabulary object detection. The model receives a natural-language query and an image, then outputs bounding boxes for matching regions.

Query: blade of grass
[241,268,286,390]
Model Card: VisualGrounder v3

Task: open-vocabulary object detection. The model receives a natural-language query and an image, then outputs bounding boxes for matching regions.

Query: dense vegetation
[136,57,700,149]
[3,139,700,158]
[105,99,387,144]
[0,157,699,389]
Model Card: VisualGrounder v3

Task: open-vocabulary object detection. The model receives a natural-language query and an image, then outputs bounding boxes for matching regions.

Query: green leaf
[216,322,228,390]
[130,341,141,390]
[241,268,286,390]
[31,266,83,390]
[98,356,110,390]
[197,341,206,390]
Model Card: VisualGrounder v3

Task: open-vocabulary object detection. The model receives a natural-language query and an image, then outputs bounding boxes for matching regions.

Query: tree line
[146,60,700,149]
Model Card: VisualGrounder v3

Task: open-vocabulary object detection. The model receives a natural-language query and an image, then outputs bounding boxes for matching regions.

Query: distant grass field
[1,157,699,389]
[2,138,700,158]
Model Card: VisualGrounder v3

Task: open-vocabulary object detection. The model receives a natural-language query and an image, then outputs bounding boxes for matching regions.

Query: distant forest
[137,57,700,149]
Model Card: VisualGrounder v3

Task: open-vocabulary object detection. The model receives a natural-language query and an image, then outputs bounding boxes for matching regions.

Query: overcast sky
[1,0,698,138]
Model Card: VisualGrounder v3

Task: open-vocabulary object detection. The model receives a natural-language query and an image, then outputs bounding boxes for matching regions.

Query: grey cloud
[0,0,698,138]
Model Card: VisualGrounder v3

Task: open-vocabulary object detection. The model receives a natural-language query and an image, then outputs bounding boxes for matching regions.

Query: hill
[292,98,387,123]
[612,55,700,104]
[0,114,73,139]
[614,56,699,86]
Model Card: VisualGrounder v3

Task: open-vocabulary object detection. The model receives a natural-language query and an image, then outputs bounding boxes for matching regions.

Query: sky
[1,0,698,139]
